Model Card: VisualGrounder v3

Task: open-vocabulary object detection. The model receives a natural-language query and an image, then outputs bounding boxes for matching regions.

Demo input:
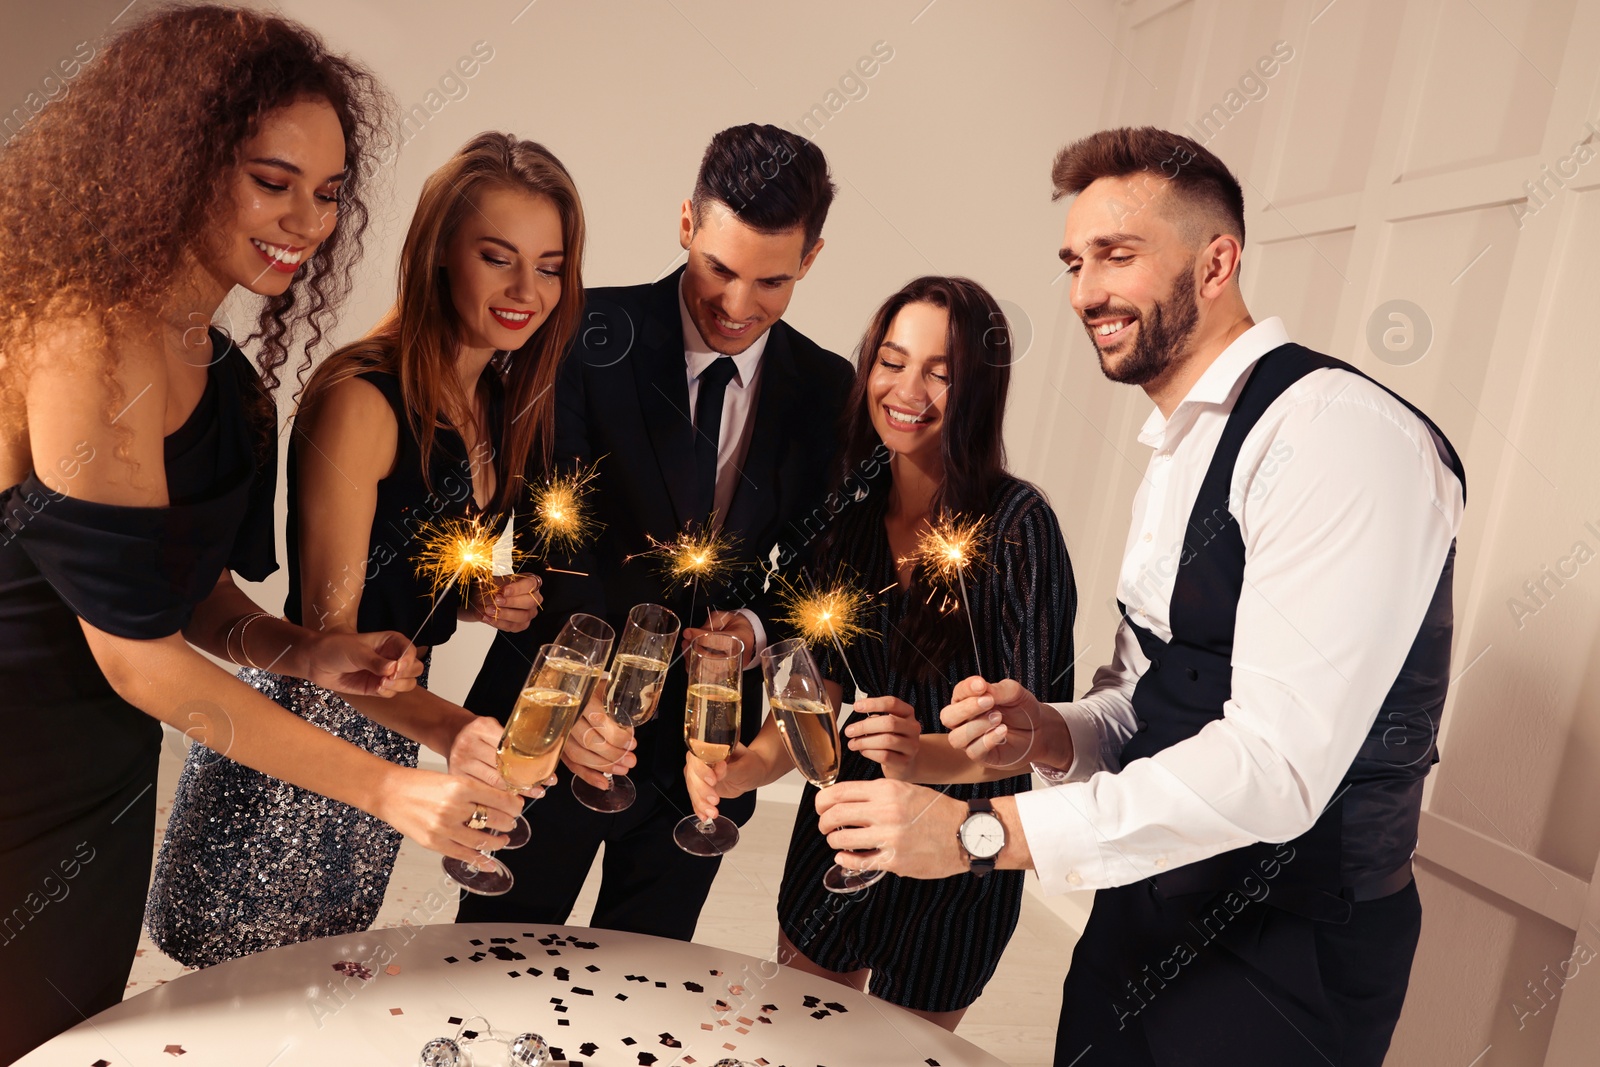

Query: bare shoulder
[22,313,169,503]
[293,372,398,482]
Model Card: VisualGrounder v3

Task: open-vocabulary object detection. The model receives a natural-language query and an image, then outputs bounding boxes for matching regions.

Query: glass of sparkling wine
[672,631,745,856]
[760,638,887,894]
[443,642,594,895]
[495,612,616,850]
[571,603,679,813]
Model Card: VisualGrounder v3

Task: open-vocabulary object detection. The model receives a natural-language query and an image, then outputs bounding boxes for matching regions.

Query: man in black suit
[457,124,854,941]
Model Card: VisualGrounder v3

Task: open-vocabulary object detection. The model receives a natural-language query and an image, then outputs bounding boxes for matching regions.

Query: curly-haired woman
[0,8,522,1057]
[148,131,586,966]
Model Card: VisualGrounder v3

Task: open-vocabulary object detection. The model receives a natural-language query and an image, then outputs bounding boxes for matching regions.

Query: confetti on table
[580,1043,600,1057]
[470,939,484,946]
[926,1060,943,1066]
[713,999,730,1012]
[385,964,401,976]
[824,1000,849,1013]
[729,984,745,996]
[554,967,571,981]
[722,1043,737,1051]
[812,1009,831,1019]
[557,1019,570,1026]
[623,1037,637,1045]
[700,1023,714,1032]
[527,968,543,977]
[93,1060,111,1066]
[654,980,666,988]
[659,1033,681,1048]
[802,995,820,1008]
[637,1055,657,1066]
[444,956,459,964]
[585,964,601,972]
[163,1046,186,1057]
[683,981,704,992]
[331,960,373,981]
[389,1008,403,1016]
[448,1016,463,1025]
[762,1003,778,1013]
[615,993,628,1001]
[709,968,722,976]
[737,1016,753,1026]
[572,986,594,996]
[549,1048,564,1062]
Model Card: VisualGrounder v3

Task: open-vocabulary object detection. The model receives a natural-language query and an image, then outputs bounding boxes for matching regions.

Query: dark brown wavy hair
[0,3,391,445]
[298,133,586,514]
[824,275,1015,681]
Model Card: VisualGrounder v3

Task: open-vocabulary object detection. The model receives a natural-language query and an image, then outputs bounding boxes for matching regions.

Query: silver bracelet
[232,611,274,671]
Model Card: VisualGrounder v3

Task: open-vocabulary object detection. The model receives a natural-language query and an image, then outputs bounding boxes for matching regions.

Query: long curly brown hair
[0,3,392,444]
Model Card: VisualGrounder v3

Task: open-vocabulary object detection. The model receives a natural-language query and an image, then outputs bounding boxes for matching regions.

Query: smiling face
[1060,175,1204,387]
[442,186,565,352]
[678,198,823,355]
[211,96,347,297]
[867,300,950,465]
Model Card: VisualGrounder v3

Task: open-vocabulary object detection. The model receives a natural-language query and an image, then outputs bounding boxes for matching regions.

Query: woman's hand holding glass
[448,714,557,800]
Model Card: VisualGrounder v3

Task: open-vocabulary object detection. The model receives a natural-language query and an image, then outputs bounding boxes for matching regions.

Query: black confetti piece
[547,948,561,956]
[637,1055,658,1066]
[762,1003,778,1012]
[616,992,628,1001]
[811,1009,831,1019]
[557,1018,570,1026]
[444,956,459,964]
[580,1043,599,1057]
[622,1037,637,1045]
[802,995,821,1008]
[447,1016,463,1025]
[654,980,666,988]
[93,1061,111,1066]
[554,967,571,981]
[550,997,563,1004]
[585,964,600,972]
[526,968,543,977]
[659,1033,682,1049]
[683,981,703,992]
[491,937,513,944]
[469,939,483,946]
[926,1060,942,1066]
[575,939,599,949]
[572,986,594,996]
[508,970,521,978]
[824,1001,849,1013]
[554,1005,568,1013]
[549,1049,564,1062]
[461,1030,478,1040]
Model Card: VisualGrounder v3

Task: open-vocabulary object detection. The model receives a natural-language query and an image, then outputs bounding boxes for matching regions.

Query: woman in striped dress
[685,275,1076,1027]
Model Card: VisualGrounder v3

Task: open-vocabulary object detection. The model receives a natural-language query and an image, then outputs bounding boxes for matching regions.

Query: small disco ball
[418,1037,463,1067]
[509,1032,550,1066]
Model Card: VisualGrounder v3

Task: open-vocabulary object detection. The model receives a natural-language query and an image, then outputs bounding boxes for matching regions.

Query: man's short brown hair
[1051,127,1246,247]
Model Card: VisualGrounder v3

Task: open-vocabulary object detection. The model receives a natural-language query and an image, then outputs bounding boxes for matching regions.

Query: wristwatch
[957,797,1006,878]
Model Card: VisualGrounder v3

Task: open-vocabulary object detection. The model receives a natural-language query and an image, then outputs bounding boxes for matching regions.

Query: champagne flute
[443,642,592,895]
[761,638,887,894]
[499,612,615,848]
[571,603,679,812]
[672,631,744,856]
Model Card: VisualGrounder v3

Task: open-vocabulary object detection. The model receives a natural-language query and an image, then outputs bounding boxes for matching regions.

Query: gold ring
[467,805,490,831]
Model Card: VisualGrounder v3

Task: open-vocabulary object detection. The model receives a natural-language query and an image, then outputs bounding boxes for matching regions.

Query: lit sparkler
[903,514,988,672]
[777,575,875,697]
[411,515,501,644]
[527,461,601,570]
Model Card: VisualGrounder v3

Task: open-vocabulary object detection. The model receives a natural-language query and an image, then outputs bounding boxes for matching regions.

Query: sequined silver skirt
[145,666,421,968]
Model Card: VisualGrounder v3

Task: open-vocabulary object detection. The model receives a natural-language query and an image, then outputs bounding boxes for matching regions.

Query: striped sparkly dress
[777,476,1076,1013]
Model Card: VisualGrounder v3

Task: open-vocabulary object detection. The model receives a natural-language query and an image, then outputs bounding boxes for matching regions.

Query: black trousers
[1055,878,1422,1067]
[454,762,724,942]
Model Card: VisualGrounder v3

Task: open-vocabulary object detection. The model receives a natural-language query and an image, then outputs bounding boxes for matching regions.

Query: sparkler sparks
[411,516,502,643]
[902,514,989,673]
[528,462,601,560]
[777,575,876,697]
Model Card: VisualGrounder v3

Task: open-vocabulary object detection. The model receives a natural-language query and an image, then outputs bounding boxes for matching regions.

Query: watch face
[960,811,1005,860]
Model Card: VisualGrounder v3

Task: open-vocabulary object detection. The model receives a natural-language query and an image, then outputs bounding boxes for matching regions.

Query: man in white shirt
[815,127,1465,1066]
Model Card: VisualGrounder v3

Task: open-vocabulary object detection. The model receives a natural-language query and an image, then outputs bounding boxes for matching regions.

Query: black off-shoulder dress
[777,477,1077,1014]
[0,329,276,1062]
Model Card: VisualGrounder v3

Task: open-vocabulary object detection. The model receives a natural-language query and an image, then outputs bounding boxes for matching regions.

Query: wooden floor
[132,742,1076,1066]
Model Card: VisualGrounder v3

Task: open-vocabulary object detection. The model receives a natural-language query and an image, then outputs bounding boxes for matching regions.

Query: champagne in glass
[761,637,886,894]
[496,612,616,848]
[672,631,744,856]
[572,604,679,813]
[443,643,591,895]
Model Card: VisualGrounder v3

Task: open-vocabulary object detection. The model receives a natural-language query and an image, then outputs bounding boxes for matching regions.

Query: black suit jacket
[466,267,854,824]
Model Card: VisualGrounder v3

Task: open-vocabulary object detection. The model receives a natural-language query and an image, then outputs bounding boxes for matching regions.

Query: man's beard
[1090,264,1200,387]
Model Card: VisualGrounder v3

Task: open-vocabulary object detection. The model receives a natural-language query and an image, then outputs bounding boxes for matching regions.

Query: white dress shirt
[679,278,770,655]
[1015,317,1465,894]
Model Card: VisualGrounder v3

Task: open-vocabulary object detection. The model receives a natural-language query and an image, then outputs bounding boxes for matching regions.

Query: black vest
[1122,343,1465,922]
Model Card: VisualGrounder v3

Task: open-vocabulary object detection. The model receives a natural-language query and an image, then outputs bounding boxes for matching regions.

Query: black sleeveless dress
[777,477,1077,1013]
[146,369,508,967]
[0,329,277,1063]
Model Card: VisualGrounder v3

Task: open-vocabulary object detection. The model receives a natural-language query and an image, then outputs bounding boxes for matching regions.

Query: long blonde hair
[300,132,585,512]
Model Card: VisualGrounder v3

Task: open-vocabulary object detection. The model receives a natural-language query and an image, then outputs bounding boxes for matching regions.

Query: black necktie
[693,356,739,522]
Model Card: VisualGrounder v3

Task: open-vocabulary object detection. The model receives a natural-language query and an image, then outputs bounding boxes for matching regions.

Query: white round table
[22,923,1008,1066]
